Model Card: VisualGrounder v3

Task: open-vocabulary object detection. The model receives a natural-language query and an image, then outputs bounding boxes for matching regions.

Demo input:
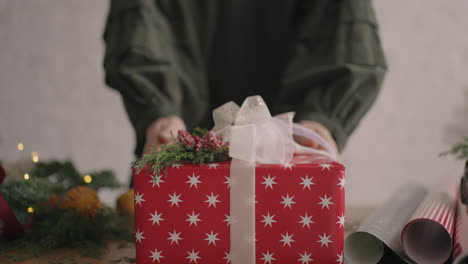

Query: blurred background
[1,0,467,206]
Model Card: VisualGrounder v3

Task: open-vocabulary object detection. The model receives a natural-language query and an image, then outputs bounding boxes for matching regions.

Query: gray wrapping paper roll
[345,185,427,264]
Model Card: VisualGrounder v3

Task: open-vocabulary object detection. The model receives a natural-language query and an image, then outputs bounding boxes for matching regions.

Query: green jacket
[103,0,387,156]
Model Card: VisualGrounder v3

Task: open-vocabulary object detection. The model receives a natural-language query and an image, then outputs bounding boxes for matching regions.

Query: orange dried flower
[117,189,134,216]
[61,186,102,217]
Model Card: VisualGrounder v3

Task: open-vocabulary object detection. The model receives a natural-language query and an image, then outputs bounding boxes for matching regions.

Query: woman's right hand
[143,116,186,154]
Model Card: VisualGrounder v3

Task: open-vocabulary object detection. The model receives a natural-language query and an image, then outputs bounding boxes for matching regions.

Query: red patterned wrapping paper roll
[400,178,458,264]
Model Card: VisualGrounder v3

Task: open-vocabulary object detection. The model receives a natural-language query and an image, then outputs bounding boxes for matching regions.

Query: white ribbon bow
[213,95,338,163]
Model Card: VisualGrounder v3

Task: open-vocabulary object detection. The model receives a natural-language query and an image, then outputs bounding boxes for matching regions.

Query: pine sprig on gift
[441,137,468,159]
[133,129,230,175]
[190,127,209,138]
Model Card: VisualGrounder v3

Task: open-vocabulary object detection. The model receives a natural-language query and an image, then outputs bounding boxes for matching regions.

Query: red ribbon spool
[0,165,4,183]
[0,165,33,240]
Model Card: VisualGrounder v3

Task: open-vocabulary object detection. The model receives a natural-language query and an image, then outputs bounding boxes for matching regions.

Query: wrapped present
[133,96,345,264]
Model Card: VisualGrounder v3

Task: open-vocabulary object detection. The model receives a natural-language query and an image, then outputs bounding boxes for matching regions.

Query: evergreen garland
[33,160,120,190]
[0,160,132,259]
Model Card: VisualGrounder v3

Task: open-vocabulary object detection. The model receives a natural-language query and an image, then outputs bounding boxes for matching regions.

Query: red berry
[177,130,195,149]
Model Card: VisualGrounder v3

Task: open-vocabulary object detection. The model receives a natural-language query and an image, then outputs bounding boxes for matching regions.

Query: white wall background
[1,0,467,206]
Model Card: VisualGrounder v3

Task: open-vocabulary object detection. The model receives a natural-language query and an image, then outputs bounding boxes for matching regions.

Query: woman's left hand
[294,120,339,154]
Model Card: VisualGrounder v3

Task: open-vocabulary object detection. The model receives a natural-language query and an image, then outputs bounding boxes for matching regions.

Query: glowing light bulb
[27,207,34,213]
[17,142,24,151]
[32,152,39,163]
[24,173,30,180]
[83,175,92,183]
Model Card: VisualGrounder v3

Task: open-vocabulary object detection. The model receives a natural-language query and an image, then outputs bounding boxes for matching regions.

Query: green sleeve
[103,0,207,156]
[277,0,387,151]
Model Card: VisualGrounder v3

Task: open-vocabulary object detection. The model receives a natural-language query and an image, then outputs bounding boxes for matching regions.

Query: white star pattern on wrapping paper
[336,252,344,263]
[206,163,220,169]
[337,176,345,190]
[171,163,183,168]
[262,175,277,189]
[205,193,220,208]
[186,173,202,188]
[149,175,165,188]
[224,176,233,189]
[149,248,164,263]
[299,175,315,190]
[299,213,315,228]
[298,251,314,264]
[261,212,277,227]
[186,249,201,263]
[186,211,202,226]
[167,192,183,207]
[282,163,295,170]
[318,194,334,209]
[261,251,276,264]
[318,233,333,247]
[337,214,345,228]
[149,210,164,225]
[279,232,295,247]
[280,194,296,208]
[205,230,220,246]
[224,214,236,226]
[134,192,145,206]
[167,230,182,245]
[135,229,145,244]
[320,163,333,171]
[223,252,231,263]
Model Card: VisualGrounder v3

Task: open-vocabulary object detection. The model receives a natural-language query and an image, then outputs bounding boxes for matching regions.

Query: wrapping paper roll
[400,178,458,264]
[344,185,426,264]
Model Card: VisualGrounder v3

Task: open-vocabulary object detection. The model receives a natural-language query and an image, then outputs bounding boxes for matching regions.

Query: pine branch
[31,160,120,190]
[441,137,468,159]
[132,129,230,176]
[0,160,129,257]
[190,128,209,137]
[0,178,54,209]
[0,206,131,257]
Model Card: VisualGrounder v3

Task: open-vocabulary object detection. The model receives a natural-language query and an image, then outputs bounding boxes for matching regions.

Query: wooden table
[0,206,374,264]
[0,242,136,264]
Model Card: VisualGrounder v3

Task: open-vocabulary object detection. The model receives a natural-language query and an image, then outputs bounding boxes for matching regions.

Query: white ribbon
[212,96,337,264]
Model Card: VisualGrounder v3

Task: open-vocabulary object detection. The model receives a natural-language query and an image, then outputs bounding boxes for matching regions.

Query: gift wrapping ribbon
[212,95,337,264]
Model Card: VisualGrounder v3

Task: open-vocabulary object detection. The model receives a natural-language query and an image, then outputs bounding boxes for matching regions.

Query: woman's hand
[295,120,339,154]
[143,116,186,154]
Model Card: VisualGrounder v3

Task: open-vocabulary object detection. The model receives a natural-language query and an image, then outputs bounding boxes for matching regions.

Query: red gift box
[134,154,345,264]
